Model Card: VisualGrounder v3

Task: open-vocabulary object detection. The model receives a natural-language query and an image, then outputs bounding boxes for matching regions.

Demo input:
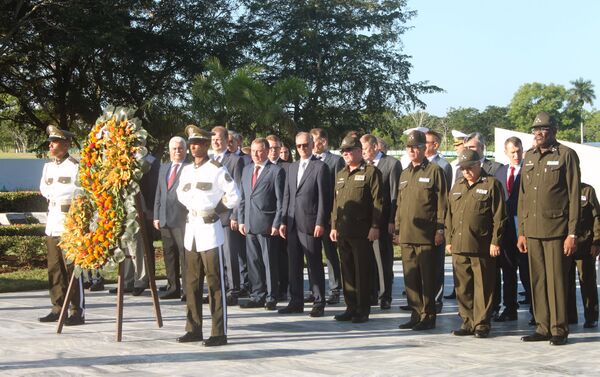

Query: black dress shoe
[412,319,435,331]
[398,319,419,329]
[240,300,264,309]
[474,329,489,338]
[38,312,60,322]
[399,305,411,311]
[160,290,181,300]
[380,299,391,310]
[521,332,550,342]
[265,301,277,311]
[109,287,133,294]
[278,305,303,314]
[309,306,325,317]
[177,332,203,343]
[334,311,354,321]
[226,295,238,306]
[352,315,369,323]
[494,310,517,322]
[181,295,187,302]
[203,335,227,347]
[583,320,598,328]
[64,315,85,326]
[444,291,456,299]
[304,294,315,303]
[452,328,473,336]
[549,335,568,346]
[202,296,209,304]
[326,293,340,305]
[132,287,146,296]
[89,281,105,292]
[370,296,379,306]
[528,317,536,326]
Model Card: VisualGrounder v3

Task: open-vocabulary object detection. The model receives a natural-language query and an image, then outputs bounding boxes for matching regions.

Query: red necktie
[252,165,261,189]
[167,164,179,190]
[507,166,515,196]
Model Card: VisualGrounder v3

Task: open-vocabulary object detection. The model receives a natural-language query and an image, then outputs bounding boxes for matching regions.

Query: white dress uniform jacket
[39,156,79,236]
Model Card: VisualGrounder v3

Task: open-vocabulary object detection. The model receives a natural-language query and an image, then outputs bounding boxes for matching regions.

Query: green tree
[567,78,596,143]
[507,83,569,132]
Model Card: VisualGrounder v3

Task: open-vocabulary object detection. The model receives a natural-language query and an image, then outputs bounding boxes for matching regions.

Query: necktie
[252,165,261,189]
[297,160,308,187]
[214,154,221,163]
[315,154,322,160]
[507,166,515,196]
[167,163,179,190]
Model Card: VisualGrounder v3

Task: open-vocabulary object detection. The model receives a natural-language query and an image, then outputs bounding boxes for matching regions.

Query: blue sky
[403,0,600,116]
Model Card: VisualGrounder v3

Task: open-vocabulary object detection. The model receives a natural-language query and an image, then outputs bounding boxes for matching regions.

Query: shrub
[0,236,46,263]
[0,224,46,237]
[0,191,47,212]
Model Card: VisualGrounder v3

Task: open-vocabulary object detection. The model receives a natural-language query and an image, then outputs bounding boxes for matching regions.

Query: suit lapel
[253,161,271,191]
[297,157,316,190]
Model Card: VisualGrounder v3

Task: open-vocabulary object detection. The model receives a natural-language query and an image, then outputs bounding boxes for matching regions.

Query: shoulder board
[68,156,79,164]
[210,160,223,168]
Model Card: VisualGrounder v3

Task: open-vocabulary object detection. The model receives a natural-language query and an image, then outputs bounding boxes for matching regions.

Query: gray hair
[169,136,186,149]
[464,132,485,151]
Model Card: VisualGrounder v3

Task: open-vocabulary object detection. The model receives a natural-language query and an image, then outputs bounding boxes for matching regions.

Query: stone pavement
[1,258,599,376]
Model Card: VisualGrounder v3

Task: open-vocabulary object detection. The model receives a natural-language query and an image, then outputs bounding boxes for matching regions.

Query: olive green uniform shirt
[578,183,600,245]
[395,159,447,244]
[331,161,383,239]
[446,173,506,254]
[518,142,580,238]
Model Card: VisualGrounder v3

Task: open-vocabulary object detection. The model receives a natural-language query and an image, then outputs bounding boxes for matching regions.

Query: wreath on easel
[60,106,148,274]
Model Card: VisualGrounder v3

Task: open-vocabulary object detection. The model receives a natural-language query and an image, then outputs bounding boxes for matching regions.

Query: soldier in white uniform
[175,125,240,347]
[38,126,85,326]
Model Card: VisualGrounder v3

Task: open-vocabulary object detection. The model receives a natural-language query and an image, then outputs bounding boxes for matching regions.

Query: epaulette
[210,159,223,168]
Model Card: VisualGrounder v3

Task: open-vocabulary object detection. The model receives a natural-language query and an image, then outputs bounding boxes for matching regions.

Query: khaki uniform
[567,183,600,323]
[518,142,581,337]
[332,161,383,317]
[395,159,447,322]
[446,173,506,332]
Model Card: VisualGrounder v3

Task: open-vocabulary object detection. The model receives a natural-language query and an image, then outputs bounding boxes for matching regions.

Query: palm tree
[568,78,596,143]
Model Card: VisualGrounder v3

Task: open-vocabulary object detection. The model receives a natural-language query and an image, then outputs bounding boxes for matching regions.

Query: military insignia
[196,182,212,190]
[224,173,232,182]
[476,189,488,194]
[182,183,191,192]
[46,178,54,185]
[581,195,587,201]
[58,177,72,184]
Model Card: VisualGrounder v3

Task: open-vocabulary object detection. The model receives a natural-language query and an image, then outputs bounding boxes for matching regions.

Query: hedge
[0,191,47,212]
[0,224,46,237]
[0,236,46,263]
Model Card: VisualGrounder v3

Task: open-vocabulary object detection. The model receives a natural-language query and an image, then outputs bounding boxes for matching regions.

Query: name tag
[354,175,366,181]
[581,195,587,201]
[476,189,488,194]
[418,177,430,183]
[546,160,559,166]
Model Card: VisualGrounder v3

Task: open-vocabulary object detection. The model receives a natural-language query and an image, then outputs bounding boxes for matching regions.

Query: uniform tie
[297,160,308,187]
[252,165,261,189]
[167,163,179,190]
[507,165,515,196]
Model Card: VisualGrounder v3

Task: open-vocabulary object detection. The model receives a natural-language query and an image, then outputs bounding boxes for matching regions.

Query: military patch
[182,183,191,192]
[581,195,587,201]
[546,160,559,166]
[224,173,233,182]
[354,175,365,181]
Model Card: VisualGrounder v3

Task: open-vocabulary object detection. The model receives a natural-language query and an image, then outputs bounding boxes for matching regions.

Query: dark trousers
[567,242,599,323]
[322,225,342,294]
[434,243,445,304]
[288,226,326,307]
[453,253,496,332]
[246,233,279,303]
[222,226,241,295]
[527,237,570,337]
[401,243,436,321]
[235,231,250,292]
[160,227,185,294]
[274,236,289,298]
[185,246,226,337]
[373,230,394,301]
[493,245,519,312]
[338,237,373,317]
[518,252,532,305]
[46,236,84,316]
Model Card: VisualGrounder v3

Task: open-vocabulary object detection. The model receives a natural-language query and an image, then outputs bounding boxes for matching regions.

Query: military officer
[38,125,85,326]
[395,130,447,331]
[446,149,506,338]
[330,135,383,324]
[518,112,581,346]
[567,182,600,328]
[175,125,240,346]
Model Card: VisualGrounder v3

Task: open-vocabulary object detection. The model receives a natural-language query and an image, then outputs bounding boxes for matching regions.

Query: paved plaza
[1,258,599,376]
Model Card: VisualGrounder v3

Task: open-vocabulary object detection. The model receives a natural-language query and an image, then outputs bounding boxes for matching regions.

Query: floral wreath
[60,106,148,274]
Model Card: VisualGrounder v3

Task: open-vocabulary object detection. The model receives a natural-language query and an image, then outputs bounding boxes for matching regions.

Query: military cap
[185,124,213,143]
[532,112,557,129]
[403,126,429,135]
[46,125,75,142]
[451,129,467,147]
[457,149,481,168]
[406,130,426,147]
[339,135,361,151]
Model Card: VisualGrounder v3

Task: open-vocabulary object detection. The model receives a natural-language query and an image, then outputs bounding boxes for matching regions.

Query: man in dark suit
[310,128,345,304]
[463,132,502,176]
[279,132,331,317]
[494,136,530,322]
[153,136,189,300]
[238,138,285,310]
[212,126,245,305]
[360,134,402,310]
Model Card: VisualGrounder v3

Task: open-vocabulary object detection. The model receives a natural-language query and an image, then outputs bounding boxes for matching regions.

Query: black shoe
[435,302,443,314]
[240,300,264,309]
[334,311,354,321]
[370,296,378,306]
[238,289,250,298]
[528,316,536,326]
[399,319,419,329]
[518,291,526,296]
[159,285,169,292]
[549,335,568,346]
[326,293,340,305]
[109,287,133,294]
[309,306,325,318]
[519,298,530,305]
[64,314,85,326]
[181,295,187,302]
[226,295,238,306]
[160,290,181,300]
[265,301,277,311]
[278,305,303,314]
[401,290,406,296]
[399,305,411,311]
[412,319,435,331]
[203,335,227,347]
[352,315,369,323]
[89,281,105,292]
[132,287,146,296]
[177,332,203,343]
[494,310,517,322]
[452,328,473,336]
[583,320,598,328]
[521,332,550,342]
[474,329,489,338]
[276,294,288,302]
[38,312,60,323]
[304,294,315,303]
[443,291,456,299]
[380,299,392,310]
[202,296,209,304]
[83,281,92,289]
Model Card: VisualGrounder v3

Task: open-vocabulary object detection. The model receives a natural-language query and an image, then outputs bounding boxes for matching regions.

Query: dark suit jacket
[376,154,402,226]
[141,154,160,219]
[495,164,521,249]
[482,158,503,176]
[239,160,285,235]
[282,157,330,234]
[320,151,345,203]
[430,153,452,189]
[153,161,189,229]
[215,151,244,224]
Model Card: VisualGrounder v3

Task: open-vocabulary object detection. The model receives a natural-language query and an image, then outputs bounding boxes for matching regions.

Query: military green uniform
[332,161,383,317]
[395,158,447,324]
[446,172,506,333]
[518,141,581,338]
[567,183,600,325]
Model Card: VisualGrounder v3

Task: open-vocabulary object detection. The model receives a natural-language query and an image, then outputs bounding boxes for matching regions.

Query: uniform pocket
[196,182,213,190]
[542,209,566,219]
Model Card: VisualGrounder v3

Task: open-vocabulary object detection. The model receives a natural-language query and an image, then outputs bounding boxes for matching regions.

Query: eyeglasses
[296,143,310,149]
